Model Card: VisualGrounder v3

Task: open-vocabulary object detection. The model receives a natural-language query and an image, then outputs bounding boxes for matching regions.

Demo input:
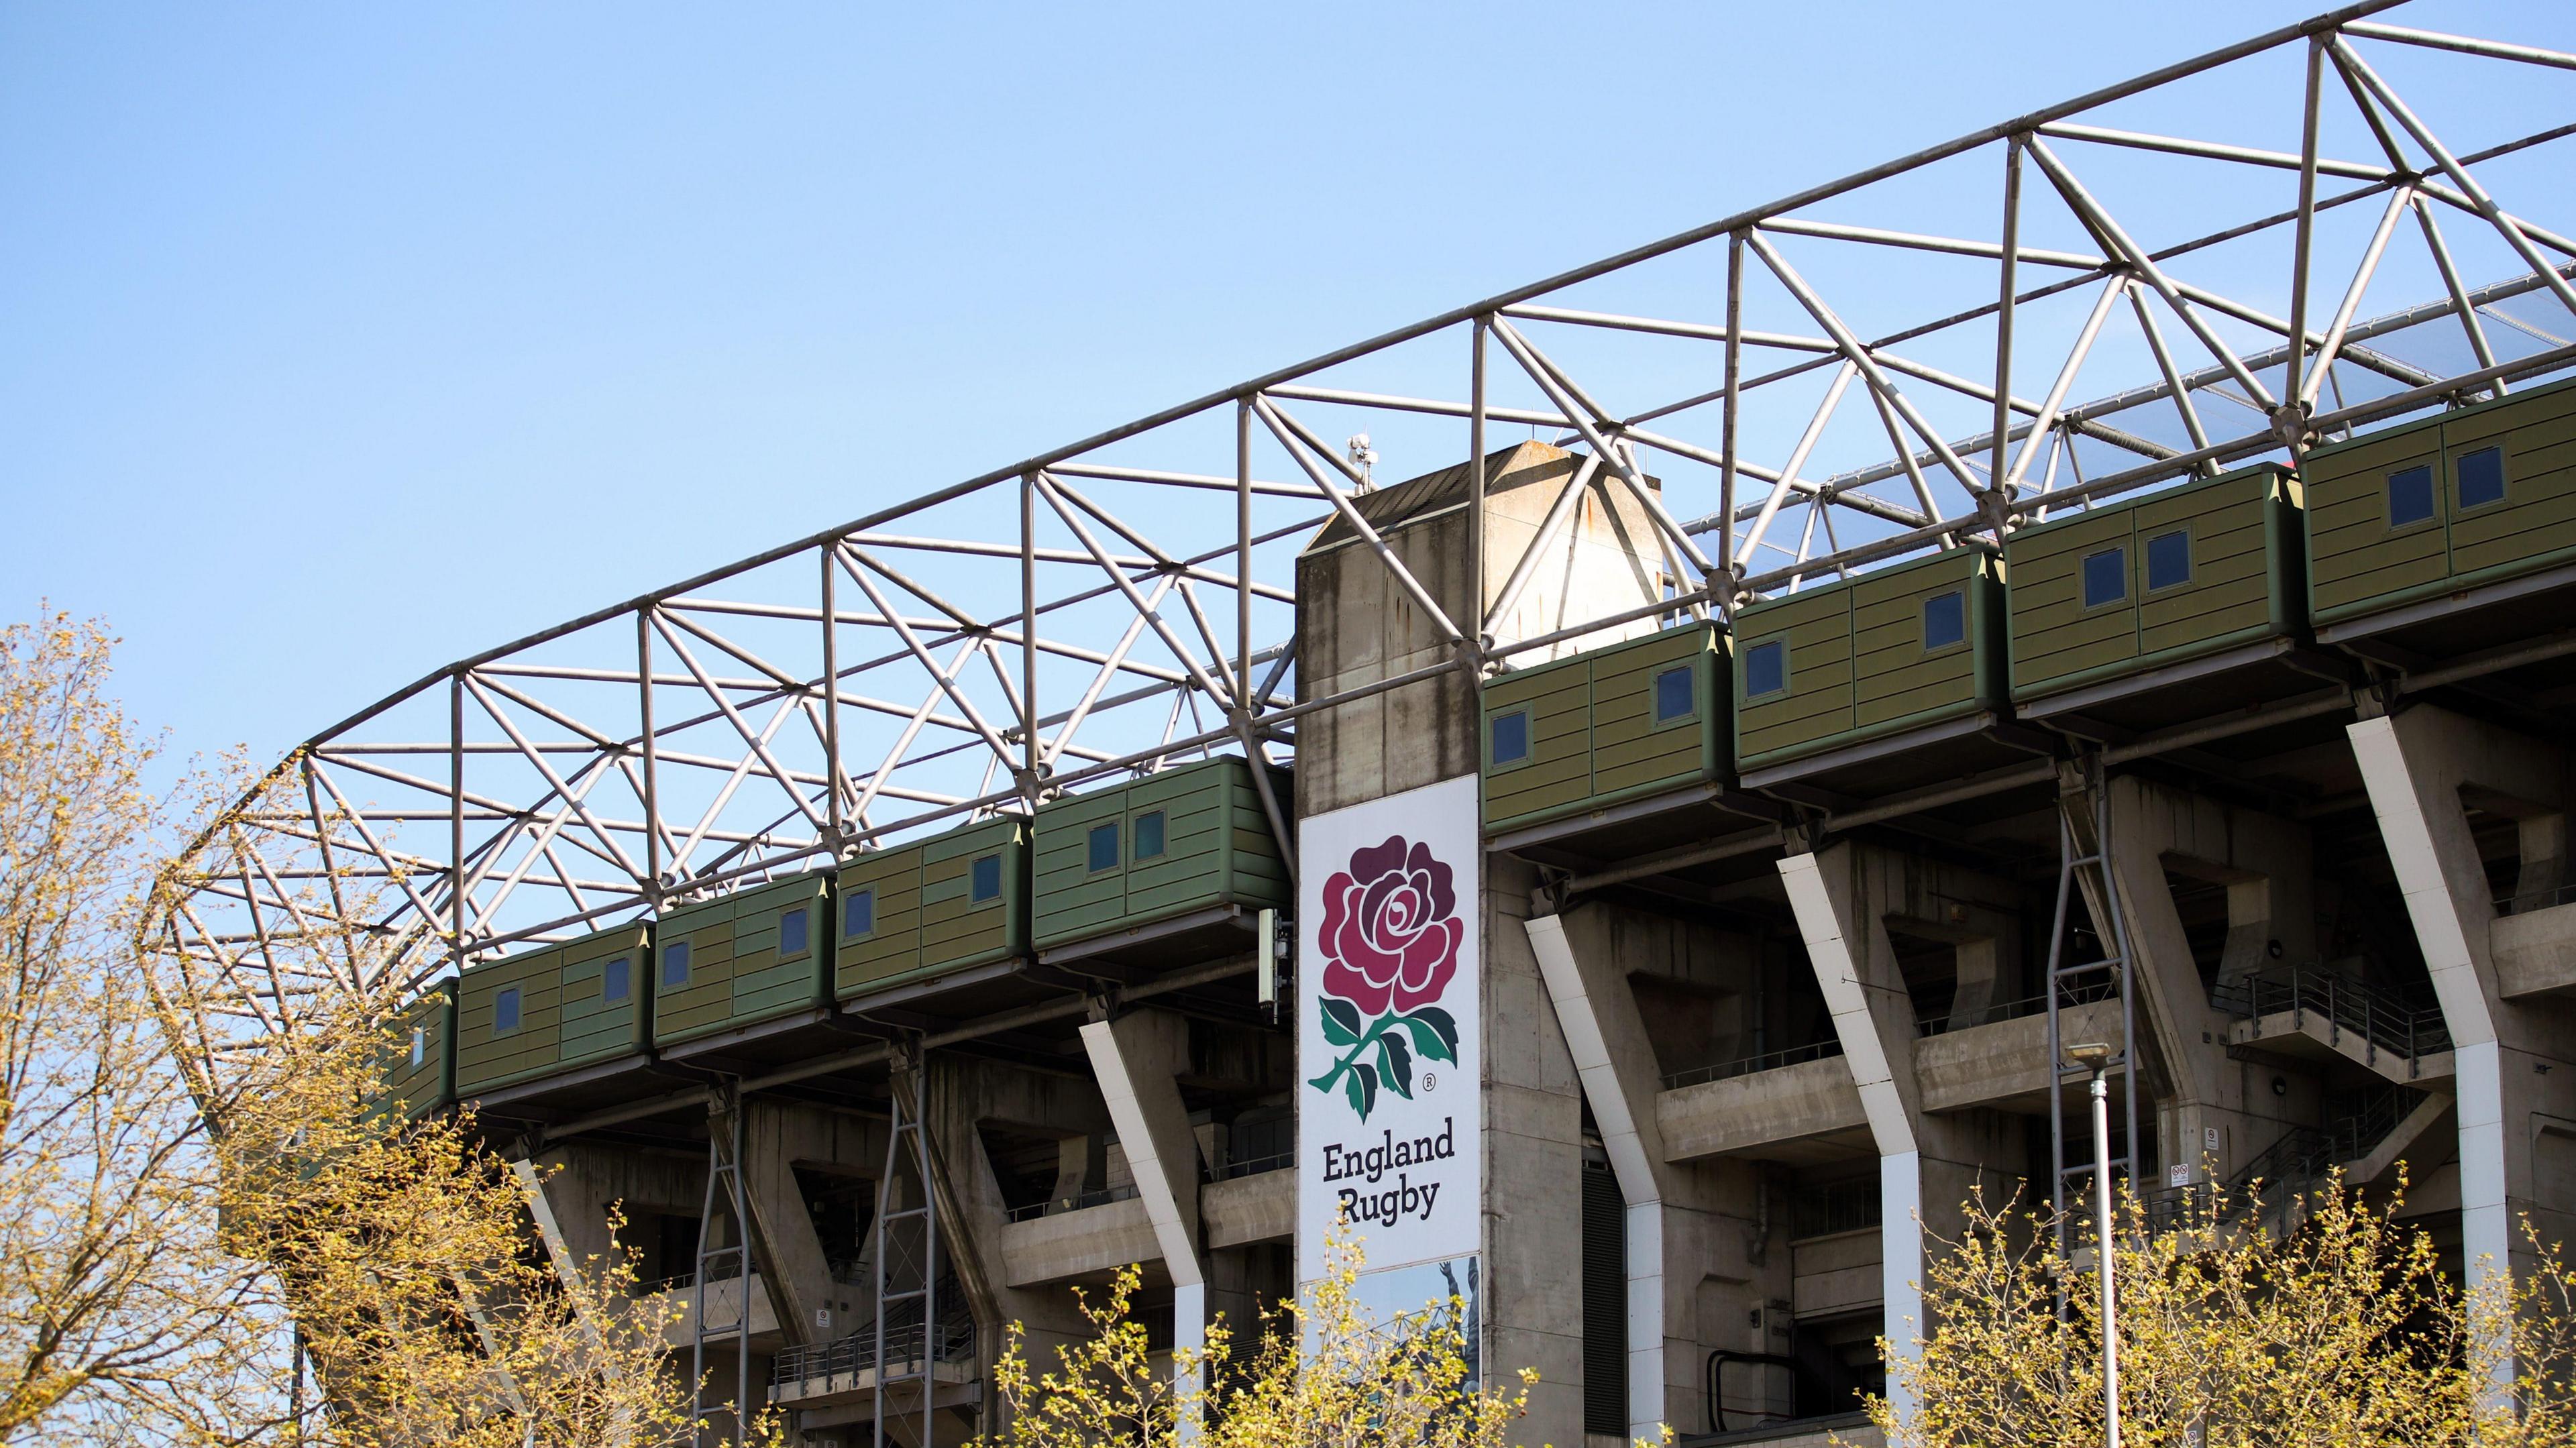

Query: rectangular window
[2145,529,2191,591]
[2457,445,2506,510]
[1653,665,1695,722]
[971,852,1003,901]
[495,987,521,1035]
[2082,547,2128,608]
[779,907,810,958]
[1133,812,1166,860]
[1921,590,1966,651]
[2387,464,2435,526]
[1490,709,1530,765]
[1087,822,1121,873]
[1745,638,1786,698]
[411,1027,427,1068]
[661,941,692,989]
[843,889,875,939]
[602,956,631,1003]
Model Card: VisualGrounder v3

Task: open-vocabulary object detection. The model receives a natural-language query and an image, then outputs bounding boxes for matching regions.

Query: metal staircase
[2045,757,2141,1273]
[692,1085,755,1443]
[875,1061,941,1448]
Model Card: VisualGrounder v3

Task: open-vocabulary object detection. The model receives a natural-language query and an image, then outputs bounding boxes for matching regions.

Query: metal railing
[2496,882,2576,917]
[1004,1182,1141,1223]
[1915,977,2118,1038]
[1218,1150,1293,1180]
[2212,963,2449,1064]
[771,1316,976,1393]
[2141,1085,2428,1232]
[1662,1038,1843,1091]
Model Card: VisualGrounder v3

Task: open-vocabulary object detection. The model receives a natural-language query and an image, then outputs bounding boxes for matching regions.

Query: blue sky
[3,0,2563,773]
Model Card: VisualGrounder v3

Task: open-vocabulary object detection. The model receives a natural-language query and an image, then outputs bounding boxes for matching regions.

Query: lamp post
[2067,1040,2118,1448]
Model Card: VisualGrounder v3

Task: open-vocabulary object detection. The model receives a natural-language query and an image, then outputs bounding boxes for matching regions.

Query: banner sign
[1296,773,1482,1286]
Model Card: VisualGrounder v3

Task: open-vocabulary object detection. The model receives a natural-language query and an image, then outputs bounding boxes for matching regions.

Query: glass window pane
[603,957,630,1003]
[1921,591,1966,650]
[1491,710,1529,764]
[1134,812,1166,859]
[2146,530,2191,591]
[496,987,521,1034]
[843,889,875,939]
[972,853,1004,901]
[1088,822,1121,872]
[780,907,809,958]
[2388,465,2435,526]
[2457,446,2505,510]
[661,940,691,988]
[2082,547,2128,608]
[411,1027,426,1067]
[1746,639,1786,698]
[1654,666,1695,722]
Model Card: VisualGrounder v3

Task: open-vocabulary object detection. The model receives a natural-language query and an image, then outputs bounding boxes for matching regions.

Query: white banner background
[1295,773,1482,1286]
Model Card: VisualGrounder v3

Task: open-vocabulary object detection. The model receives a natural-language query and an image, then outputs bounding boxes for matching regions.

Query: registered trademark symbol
[1420,1072,1436,1093]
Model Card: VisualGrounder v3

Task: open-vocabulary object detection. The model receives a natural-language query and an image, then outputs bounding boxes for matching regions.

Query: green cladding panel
[2007,463,2300,702]
[836,817,1029,999]
[1479,622,1727,834]
[652,873,832,1050]
[2306,375,2576,628]
[378,987,455,1121]
[1031,755,1291,952]
[1731,549,2004,772]
[455,922,653,1097]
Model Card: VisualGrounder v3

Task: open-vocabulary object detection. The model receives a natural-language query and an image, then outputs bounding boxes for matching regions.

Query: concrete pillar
[1776,847,1922,1425]
[1524,911,1668,1442]
[1079,1010,1207,1437]
[2345,706,2576,1393]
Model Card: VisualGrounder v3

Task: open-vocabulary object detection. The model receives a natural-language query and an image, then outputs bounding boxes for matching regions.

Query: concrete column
[1079,1011,1207,1437]
[1523,912,1666,1443]
[1776,848,1922,1427]
[2348,712,2512,1388]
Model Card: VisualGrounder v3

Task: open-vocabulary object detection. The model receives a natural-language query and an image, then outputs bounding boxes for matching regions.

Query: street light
[2066,1040,2118,1448]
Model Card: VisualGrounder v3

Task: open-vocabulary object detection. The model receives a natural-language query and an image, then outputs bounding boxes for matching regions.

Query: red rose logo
[1320,836,1462,1015]
[1309,834,1464,1122]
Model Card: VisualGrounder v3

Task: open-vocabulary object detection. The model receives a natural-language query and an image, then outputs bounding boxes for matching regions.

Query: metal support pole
[1721,230,1744,596]
[1470,316,1489,656]
[2285,36,2324,447]
[2091,1062,2121,1448]
[822,545,843,842]
[449,673,465,970]
[1022,469,1041,808]
[1992,136,2023,492]
[639,609,660,905]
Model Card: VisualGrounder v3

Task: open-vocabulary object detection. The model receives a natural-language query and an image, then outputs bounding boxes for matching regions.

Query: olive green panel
[1733,588,1854,765]
[1851,553,1984,730]
[2445,393,2576,581]
[455,942,567,1095]
[2010,465,2298,700]
[836,840,926,995]
[1031,783,1129,946]
[917,819,1027,974]
[1589,627,1715,798]
[652,871,831,1048]
[558,923,653,1069]
[2008,506,2137,691]
[1032,756,1289,951]
[1481,663,1591,824]
[378,988,454,1121]
[2306,417,2447,621]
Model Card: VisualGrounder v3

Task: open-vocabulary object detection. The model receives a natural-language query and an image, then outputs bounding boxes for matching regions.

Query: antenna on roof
[1346,433,1377,490]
